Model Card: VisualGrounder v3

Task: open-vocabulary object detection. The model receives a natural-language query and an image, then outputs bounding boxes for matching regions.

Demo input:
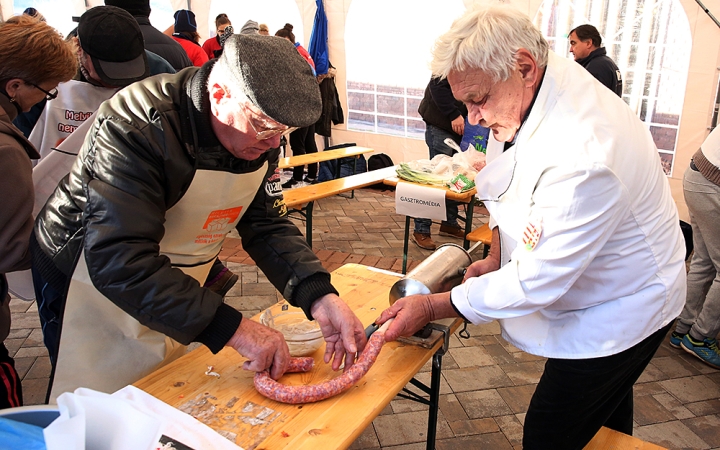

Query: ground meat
[254,331,386,404]
[286,356,314,373]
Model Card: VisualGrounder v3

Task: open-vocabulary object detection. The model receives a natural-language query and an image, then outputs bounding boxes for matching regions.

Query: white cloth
[44,386,242,450]
[452,51,686,359]
[29,80,116,161]
[701,125,720,167]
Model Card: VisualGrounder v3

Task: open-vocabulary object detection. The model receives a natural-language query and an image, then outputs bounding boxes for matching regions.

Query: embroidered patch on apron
[522,215,543,251]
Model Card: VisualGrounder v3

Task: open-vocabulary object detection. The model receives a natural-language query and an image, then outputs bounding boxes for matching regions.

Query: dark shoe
[204,267,239,297]
[439,224,465,239]
[282,178,299,189]
[303,176,318,184]
[412,232,436,250]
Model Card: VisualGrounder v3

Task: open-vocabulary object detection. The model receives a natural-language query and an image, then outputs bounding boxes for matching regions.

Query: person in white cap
[31,34,367,402]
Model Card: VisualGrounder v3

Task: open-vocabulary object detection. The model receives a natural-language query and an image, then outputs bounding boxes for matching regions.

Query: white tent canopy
[3,0,720,219]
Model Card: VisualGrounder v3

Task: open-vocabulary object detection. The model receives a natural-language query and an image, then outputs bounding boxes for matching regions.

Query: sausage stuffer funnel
[388,243,472,339]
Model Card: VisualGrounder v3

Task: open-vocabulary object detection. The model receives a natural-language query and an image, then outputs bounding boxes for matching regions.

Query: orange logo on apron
[196,206,243,244]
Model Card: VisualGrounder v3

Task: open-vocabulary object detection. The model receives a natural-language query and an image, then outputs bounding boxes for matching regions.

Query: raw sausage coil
[254,330,386,404]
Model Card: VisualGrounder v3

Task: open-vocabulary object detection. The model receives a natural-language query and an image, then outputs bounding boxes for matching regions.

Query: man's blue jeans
[414,124,460,234]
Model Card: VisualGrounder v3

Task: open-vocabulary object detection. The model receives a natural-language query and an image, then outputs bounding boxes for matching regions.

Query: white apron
[50,165,268,402]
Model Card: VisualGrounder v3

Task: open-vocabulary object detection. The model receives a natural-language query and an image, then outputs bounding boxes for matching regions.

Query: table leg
[350,156,358,199]
[463,200,474,250]
[395,321,455,449]
[305,201,314,248]
[426,352,443,450]
[402,215,410,274]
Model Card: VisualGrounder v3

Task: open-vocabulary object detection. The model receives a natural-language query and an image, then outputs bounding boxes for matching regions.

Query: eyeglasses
[28,82,58,101]
[240,102,297,140]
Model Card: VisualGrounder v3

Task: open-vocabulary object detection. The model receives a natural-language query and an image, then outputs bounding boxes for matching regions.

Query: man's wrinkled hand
[310,294,367,372]
[375,293,454,342]
[226,318,290,380]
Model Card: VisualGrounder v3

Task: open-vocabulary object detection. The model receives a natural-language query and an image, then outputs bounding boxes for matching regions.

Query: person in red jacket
[171,9,208,67]
[202,13,231,59]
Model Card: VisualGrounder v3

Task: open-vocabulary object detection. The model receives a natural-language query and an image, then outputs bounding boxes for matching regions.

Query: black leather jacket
[33,62,336,352]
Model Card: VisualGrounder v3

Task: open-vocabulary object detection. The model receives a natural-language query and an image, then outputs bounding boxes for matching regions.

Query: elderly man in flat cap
[31,34,367,401]
[376,4,684,448]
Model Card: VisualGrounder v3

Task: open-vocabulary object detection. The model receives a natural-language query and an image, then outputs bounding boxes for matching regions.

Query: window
[345,0,466,139]
[535,0,692,176]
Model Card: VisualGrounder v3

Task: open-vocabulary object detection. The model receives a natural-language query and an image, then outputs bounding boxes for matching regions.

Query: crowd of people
[1,2,718,448]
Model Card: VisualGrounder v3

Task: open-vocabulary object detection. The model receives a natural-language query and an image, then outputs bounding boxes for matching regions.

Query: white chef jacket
[451,51,686,359]
[701,126,720,167]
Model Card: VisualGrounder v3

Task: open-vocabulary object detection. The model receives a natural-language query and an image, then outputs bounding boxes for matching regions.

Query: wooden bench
[466,222,492,258]
[280,146,374,199]
[585,426,666,449]
[283,165,398,247]
[278,145,373,169]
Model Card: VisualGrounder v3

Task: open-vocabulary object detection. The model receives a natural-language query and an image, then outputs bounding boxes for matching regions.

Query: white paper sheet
[44,386,243,450]
[395,182,447,221]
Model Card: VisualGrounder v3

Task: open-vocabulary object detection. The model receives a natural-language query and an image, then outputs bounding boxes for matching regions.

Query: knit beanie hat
[103,0,151,17]
[240,20,259,35]
[217,34,321,127]
[173,9,197,33]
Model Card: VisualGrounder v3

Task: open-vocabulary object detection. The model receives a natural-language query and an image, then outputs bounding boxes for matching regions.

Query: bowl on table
[259,308,323,357]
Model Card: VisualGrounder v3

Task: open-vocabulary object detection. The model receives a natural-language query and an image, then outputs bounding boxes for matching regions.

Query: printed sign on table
[395,182,447,221]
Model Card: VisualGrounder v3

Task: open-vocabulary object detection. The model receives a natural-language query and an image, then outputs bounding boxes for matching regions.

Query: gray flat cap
[217,34,321,127]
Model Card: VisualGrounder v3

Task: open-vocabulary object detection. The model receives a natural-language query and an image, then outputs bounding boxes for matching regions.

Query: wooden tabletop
[585,426,666,449]
[383,176,477,202]
[283,166,398,208]
[135,263,452,450]
[278,146,374,169]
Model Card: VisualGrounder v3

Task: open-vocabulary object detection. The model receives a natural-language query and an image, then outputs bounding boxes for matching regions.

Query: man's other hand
[310,294,367,372]
[451,116,465,137]
[226,319,290,380]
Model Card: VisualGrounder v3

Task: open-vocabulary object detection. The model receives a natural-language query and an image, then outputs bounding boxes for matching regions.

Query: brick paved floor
[9,188,720,449]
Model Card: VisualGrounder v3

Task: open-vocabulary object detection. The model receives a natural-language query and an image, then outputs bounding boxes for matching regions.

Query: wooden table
[383,176,478,273]
[585,426,666,449]
[135,264,460,450]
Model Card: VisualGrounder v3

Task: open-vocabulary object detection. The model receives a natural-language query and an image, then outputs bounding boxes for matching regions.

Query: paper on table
[44,386,243,450]
[395,181,447,221]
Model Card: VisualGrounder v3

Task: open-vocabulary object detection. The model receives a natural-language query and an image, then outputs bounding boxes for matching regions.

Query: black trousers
[523,321,672,449]
[289,124,318,180]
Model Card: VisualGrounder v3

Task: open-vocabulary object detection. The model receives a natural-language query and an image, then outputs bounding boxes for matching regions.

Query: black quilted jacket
[33,61,336,353]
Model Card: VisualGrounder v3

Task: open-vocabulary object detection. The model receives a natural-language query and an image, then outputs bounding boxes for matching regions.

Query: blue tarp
[308,0,329,76]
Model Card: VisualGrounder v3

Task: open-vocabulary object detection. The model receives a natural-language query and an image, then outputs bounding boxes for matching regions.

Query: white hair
[431,3,549,82]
